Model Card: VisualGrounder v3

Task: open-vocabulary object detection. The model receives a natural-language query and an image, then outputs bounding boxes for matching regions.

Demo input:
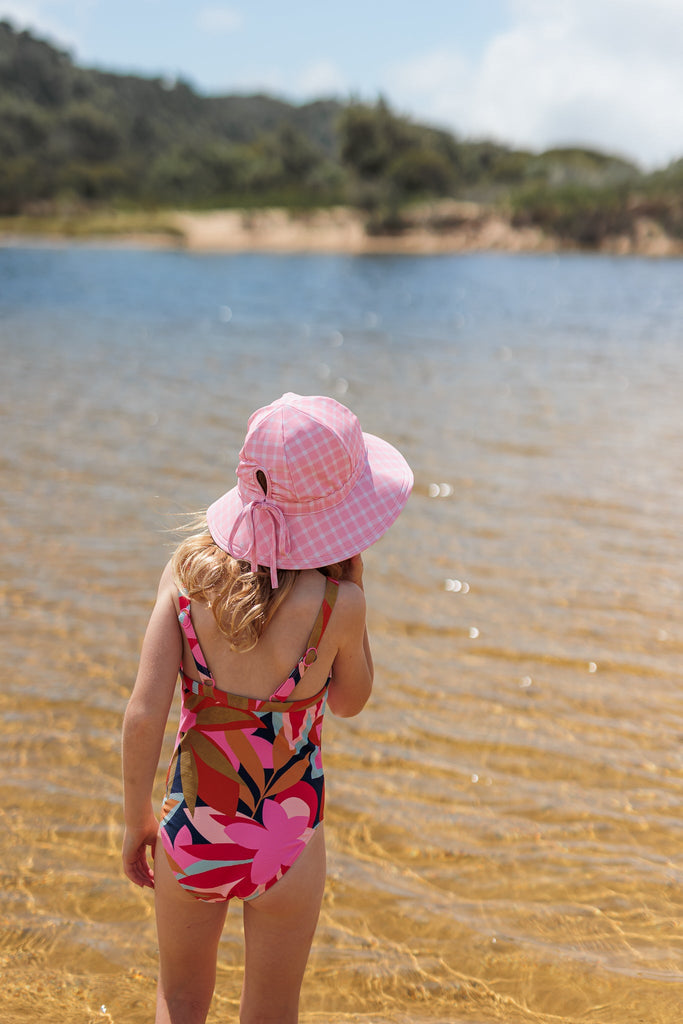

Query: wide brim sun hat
[206,393,413,586]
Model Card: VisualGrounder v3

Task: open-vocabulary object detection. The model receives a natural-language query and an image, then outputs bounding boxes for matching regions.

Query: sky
[1,0,682,170]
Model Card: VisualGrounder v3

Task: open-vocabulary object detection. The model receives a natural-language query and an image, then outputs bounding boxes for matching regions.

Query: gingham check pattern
[207,394,413,572]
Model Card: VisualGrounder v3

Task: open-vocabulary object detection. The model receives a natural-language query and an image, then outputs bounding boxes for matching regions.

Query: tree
[338,98,413,180]
[387,147,455,196]
[61,103,122,162]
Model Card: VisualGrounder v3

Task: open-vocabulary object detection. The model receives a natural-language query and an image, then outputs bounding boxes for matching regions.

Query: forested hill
[0,21,349,211]
[1,21,682,248]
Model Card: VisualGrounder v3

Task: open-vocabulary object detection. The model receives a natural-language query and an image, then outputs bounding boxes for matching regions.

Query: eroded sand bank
[2,202,682,256]
[171,203,683,257]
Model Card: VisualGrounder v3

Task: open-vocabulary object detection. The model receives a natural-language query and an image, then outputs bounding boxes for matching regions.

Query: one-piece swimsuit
[160,576,339,902]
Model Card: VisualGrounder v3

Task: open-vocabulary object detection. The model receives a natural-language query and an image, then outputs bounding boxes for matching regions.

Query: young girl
[122,392,413,1024]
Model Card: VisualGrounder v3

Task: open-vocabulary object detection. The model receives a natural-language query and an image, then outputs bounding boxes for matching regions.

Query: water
[1,245,683,1023]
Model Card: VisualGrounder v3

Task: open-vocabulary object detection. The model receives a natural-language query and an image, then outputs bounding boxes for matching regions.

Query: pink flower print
[224,799,312,885]
[277,795,311,822]
[274,782,317,825]
[186,804,237,844]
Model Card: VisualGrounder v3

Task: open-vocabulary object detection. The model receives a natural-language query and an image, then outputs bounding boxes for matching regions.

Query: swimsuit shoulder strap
[304,575,340,655]
[270,576,340,701]
[177,590,215,687]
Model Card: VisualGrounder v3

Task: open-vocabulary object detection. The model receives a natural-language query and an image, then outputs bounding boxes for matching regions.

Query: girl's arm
[327,555,374,718]
[121,560,181,888]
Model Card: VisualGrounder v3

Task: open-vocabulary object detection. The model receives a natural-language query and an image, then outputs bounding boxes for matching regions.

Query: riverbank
[1,202,682,256]
[173,204,555,255]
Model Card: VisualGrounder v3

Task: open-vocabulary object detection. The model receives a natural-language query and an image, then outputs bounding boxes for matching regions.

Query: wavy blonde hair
[171,515,344,652]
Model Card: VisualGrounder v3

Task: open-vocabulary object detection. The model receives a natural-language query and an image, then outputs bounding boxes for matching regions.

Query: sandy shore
[170,203,683,257]
[2,202,682,256]
[171,203,557,255]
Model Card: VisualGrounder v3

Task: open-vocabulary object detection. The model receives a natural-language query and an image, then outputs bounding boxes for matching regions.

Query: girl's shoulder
[333,577,366,611]
[276,570,365,636]
[157,558,180,609]
[321,576,366,641]
[302,570,365,608]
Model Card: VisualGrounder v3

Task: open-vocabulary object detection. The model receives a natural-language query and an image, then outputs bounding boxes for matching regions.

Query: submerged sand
[3,251,683,1023]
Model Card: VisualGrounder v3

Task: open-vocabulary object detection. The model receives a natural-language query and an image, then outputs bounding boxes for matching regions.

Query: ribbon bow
[227,496,290,588]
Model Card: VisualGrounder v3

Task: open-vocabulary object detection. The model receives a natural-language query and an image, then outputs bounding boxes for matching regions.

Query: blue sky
[2,0,682,169]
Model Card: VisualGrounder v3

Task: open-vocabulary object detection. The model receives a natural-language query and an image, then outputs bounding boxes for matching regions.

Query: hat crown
[205,392,413,583]
[237,394,366,514]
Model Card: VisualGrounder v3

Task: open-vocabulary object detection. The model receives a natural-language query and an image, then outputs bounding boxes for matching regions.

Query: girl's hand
[122,818,159,889]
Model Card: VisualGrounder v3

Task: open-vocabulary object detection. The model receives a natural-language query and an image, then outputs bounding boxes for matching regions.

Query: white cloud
[385,47,471,126]
[386,0,683,168]
[295,59,346,99]
[196,5,242,34]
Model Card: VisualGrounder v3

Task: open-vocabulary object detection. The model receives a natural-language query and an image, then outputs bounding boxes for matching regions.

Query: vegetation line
[1,21,682,254]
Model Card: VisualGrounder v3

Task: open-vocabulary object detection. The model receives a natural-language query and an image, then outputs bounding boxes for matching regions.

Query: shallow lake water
[1,246,682,1023]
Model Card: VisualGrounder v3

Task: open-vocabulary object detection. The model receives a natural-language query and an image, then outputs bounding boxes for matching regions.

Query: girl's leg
[154,839,229,1024]
[240,824,327,1024]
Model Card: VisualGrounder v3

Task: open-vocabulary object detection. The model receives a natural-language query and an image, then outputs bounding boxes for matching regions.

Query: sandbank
[1,202,682,257]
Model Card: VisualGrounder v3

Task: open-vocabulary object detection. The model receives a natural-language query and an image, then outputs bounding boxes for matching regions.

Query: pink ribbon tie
[227,497,290,588]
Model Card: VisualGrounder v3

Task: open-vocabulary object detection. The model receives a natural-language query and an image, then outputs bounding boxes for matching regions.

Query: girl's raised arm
[327,556,374,718]
[121,561,181,888]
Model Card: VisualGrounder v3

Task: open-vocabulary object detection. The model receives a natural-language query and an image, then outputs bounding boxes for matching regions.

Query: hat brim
[207,431,413,570]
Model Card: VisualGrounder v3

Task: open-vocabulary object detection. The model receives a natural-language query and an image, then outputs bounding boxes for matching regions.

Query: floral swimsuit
[159,577,339,902]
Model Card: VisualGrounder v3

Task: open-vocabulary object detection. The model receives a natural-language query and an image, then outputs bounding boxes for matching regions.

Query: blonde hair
[171,516,347,653]
[170,518,297,652]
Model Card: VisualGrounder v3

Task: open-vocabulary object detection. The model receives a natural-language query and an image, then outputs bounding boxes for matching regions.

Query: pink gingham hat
[206,393,413,586]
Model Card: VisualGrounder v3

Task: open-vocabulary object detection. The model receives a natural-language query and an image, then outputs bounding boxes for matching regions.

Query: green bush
[386,147,455,196]
[510,184,633,246]
[1,20,681,245]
